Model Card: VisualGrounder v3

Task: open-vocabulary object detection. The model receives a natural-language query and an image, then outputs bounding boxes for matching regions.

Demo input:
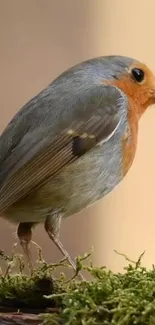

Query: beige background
[0,0,155,273]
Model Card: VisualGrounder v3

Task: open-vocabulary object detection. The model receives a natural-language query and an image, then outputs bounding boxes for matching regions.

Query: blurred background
[0,0,155,273]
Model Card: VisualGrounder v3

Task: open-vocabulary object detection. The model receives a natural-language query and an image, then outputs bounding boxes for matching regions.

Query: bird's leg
[44,215,85,280]
[17,222,36,271]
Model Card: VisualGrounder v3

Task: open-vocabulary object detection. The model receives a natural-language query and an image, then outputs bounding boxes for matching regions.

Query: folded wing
[0,84,128,213]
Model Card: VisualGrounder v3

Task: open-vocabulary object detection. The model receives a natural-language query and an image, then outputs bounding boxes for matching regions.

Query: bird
[0,55,155,274]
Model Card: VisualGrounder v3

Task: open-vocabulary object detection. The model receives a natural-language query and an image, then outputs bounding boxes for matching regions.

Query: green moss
[0,247,63,309]
[0,248,155,324]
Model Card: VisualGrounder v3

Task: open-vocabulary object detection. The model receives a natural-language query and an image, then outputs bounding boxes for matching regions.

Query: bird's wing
[0,84,128,213]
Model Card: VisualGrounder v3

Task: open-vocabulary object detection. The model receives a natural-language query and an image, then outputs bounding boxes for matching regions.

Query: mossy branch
[0,246,154,324]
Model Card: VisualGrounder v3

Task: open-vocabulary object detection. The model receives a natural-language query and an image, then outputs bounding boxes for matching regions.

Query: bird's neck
[111,78,153,120]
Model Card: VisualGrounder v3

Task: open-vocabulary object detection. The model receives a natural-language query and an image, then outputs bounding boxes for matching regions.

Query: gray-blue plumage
[0,55,134,223]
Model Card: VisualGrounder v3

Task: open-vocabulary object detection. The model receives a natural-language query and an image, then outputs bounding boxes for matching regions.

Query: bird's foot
[47,232,85,281]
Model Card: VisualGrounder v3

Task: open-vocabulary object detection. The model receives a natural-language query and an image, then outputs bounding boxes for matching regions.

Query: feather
[0,65,128,213]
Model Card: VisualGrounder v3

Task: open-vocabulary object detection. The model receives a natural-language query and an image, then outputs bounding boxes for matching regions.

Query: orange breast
[122,99,139,176]
[102,76,152,178]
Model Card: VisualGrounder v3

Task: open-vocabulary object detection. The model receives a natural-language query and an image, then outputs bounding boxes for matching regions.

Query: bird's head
[104,56,155,118]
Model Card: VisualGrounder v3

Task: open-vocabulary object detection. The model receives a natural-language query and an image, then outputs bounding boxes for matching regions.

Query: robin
[0,55,154,274]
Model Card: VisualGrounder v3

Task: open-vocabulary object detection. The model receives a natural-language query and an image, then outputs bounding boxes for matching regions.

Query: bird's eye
[131,68,145,83]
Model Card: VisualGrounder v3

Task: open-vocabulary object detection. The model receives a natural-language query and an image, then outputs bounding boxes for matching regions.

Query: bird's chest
[122,102,139,176]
